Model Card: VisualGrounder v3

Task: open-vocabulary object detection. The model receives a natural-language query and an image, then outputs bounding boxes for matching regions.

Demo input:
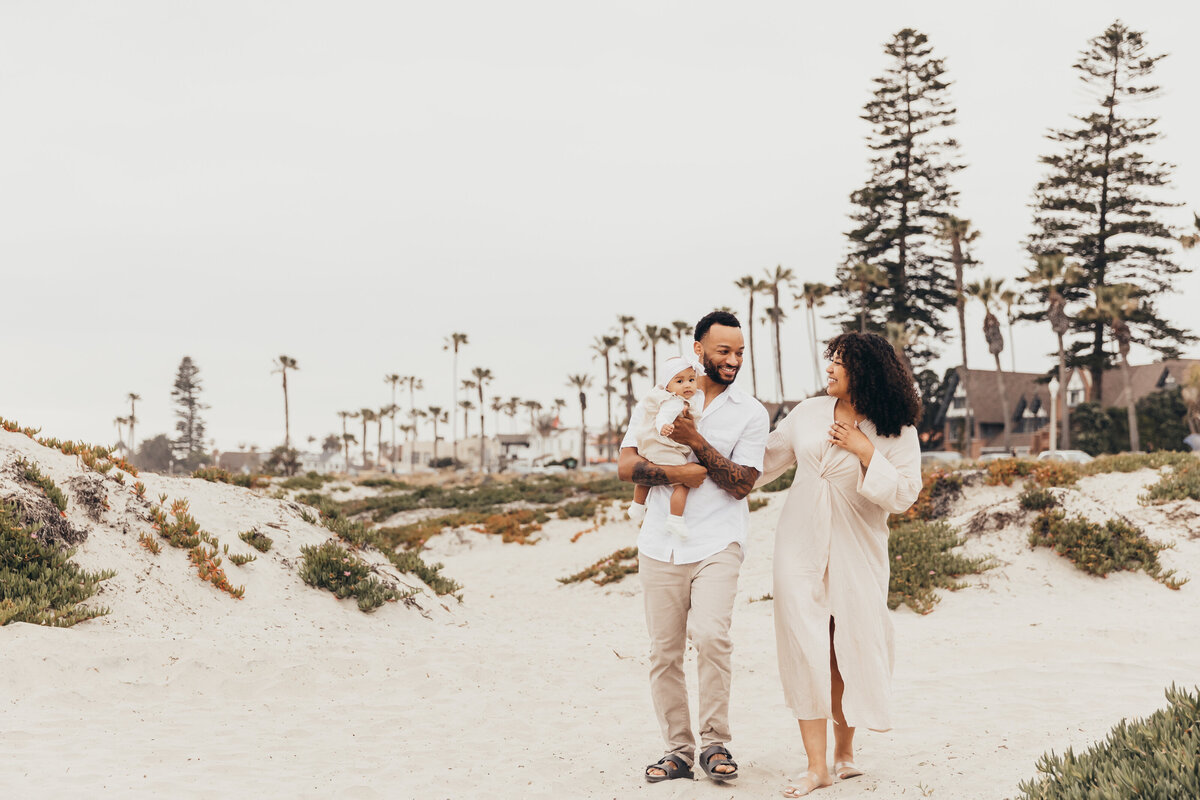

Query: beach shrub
[227,552,256,566]
[748,497,769,512]
[279,471,335,491]
[557,499,598,519]
[558,546,639,586]
[1140,458,1200,504]
[985,459,1036,486]
[0,501,114,627]
[1085,451,1194,475]
[887,520,991,614]
[1017,684,1200,800]
[299,540,410,612]
[479,509,545,543]
[376,512,486,551]
[17,459,68,512]
[893,468,963,527]
[1018,486,1058,512]
[238,529,273,553]
[138,533,161,554]
[1029,510,1184,588]
[191,466,269,489]
[388,550,461,598]
[302,499,462,598]
[187,545,244,598]
[356,476,413,490]
[759,466,796,493]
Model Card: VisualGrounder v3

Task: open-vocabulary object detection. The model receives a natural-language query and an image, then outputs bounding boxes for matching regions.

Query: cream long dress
[757,395,922,731]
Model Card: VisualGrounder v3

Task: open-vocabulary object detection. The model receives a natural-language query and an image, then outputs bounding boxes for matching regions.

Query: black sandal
[699,743,739,782]
[644,754,693,783]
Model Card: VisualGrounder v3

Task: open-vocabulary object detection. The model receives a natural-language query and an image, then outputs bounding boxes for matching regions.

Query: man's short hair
[694,311,741,342]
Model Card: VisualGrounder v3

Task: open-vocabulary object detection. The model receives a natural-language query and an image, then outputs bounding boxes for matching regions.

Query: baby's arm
[655,396,686,435]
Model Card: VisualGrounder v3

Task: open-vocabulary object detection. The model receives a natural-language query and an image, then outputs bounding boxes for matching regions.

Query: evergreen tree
[837,27,963,367]
[1026,21,1192,400]
[171,356,208,464]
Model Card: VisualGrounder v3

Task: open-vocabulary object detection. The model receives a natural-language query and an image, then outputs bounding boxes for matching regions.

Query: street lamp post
[1048,376,1060,453]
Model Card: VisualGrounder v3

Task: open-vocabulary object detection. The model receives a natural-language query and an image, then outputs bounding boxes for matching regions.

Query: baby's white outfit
[632,387,706,464]
[627,386,704,538]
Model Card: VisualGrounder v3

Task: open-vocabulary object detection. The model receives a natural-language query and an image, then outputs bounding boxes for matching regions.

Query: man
[618,310,769,784]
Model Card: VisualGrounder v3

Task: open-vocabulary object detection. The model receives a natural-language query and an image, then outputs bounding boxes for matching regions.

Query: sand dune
[3,428,1199,799]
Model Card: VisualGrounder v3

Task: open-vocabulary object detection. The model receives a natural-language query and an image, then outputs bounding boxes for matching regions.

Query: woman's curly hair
[824,332,922,437]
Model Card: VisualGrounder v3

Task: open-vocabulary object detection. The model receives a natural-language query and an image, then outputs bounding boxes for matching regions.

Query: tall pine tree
[838,28,963,367]
[171,356,208,465]
[1027,21,1191,400]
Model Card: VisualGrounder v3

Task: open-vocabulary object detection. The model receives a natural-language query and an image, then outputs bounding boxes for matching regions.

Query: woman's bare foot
[781,771,833,797]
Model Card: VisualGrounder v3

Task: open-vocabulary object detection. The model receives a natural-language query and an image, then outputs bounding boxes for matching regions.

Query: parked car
[1036,449,1095,464]
[978,452,1015,463]
[921,450,964,467]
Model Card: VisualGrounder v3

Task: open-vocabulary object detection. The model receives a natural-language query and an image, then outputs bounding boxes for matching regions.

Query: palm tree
[761,265,796,402]
[359,408,377,468]
[968,277,1011,451]
[459,379,477,462]
[113,416,128,452]
[384,374,401,472]
[490,397,503,440]
[567,374,593,465]
[427,406,448,465]
[126,393,141,455]
[1025,254,1076,450]
[459,399,476,443]
[734,275,768,397]
[616,357,648,427]
[443,333,469,459]
[376,406,389,468]
[273,356,299,448]
[796,282,832,395]
[670,320,693,354]
[938,217,980,453]
[470,367,493,471]
[999,289,1019,373]
[884,322,920,378]
[639,324,672,384]
[522,399,542,434]
[342,432,357,468]
[338,411,354,471]
[591,335,620,460]
[503,397,521,433]
[616,315,637,354]
[842,261,888,334]
[1096,284,1141,452]
[400,376,423,464]
[1182,365,1200,435]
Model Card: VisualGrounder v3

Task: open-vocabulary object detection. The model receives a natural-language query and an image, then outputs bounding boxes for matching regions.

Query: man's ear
[693,341,703,360]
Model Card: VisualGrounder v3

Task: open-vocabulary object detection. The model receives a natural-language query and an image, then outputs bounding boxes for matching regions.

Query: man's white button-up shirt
[622,383,769,565]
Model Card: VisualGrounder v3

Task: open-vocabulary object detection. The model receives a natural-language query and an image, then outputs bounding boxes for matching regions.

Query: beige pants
[639,543,743,764]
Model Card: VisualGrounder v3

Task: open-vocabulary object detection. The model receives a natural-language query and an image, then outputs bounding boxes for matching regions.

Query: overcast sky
[3,1,1198,453]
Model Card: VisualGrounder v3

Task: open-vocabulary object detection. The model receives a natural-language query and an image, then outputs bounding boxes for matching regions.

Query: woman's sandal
[644,754,693,783]
[698,743,739,782]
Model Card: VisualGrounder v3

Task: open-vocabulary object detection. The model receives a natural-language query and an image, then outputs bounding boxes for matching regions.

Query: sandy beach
[3,427,1199,799]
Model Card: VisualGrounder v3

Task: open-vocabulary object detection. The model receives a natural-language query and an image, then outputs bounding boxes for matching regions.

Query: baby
[627,355,705,539]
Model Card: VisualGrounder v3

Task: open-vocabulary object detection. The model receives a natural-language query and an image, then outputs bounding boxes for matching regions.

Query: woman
[758,332,923,798]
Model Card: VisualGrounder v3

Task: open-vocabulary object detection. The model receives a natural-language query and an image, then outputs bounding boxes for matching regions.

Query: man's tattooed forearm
[692,441,757,499]
[632,461,673,487]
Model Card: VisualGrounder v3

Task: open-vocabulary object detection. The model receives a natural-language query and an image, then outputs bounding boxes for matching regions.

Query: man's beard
[700,352,737,386]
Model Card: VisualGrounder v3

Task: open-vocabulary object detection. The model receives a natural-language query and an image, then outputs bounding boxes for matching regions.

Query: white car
[921,451,964,467]
[1036,449,1094,464]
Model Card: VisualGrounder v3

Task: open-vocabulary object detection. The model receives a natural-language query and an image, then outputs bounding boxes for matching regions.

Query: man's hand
[674,463,708,488]
[666,409,700,449]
